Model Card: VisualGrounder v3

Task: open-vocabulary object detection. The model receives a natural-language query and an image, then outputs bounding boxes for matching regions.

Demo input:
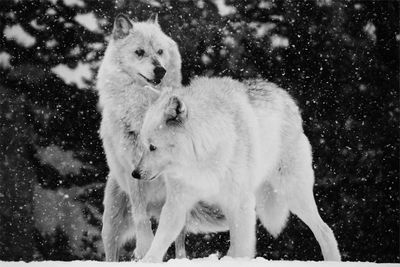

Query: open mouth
[139,73,161,85]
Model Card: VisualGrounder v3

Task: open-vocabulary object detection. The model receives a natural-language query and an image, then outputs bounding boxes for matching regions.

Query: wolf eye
[157,49,163,55]
[149,144,157,151]
[135,49,145,57]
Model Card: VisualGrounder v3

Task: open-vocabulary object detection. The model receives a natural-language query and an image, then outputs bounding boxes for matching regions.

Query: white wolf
[134,77,341,262]
[96,14,184,261]
[97,14,226,261]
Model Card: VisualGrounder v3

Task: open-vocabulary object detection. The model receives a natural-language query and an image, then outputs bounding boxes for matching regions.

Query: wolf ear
[165,96,187,125]
[113,14,133,40]
[148,13,159,25]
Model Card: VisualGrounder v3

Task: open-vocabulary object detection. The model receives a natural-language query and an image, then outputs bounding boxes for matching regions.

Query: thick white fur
[97,16,184,261]
[98,16,229,261]
[137,77,341,262]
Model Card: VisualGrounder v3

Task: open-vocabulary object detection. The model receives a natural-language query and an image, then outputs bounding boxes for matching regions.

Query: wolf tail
[256,182,289,238]
[185,201,228,234]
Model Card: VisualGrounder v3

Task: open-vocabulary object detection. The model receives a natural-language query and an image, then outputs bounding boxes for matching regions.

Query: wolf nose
[132,169,141,179]
[154,66,166,80]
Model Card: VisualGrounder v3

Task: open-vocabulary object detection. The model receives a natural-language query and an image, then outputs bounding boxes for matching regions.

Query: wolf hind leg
[256,181,289,238]
[287,168,341,261]
[102,177,134,261]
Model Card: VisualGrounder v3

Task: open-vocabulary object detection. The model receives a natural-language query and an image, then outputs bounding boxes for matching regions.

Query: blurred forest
[0,0,398,263]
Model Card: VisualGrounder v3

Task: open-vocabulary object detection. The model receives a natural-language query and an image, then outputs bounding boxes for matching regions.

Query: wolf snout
[154,66,166,81]
[132,168,141,179]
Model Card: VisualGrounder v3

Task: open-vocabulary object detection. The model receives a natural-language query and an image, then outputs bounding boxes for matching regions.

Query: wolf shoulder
[188,76,303,129]
[246,79,302,122]
[189,76,299,106]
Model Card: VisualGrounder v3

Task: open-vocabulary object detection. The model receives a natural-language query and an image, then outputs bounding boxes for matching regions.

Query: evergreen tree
[0,0,113,260]
[0,0,398,262]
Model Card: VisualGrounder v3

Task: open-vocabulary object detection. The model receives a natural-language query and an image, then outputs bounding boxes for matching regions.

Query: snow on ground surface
[1,257,399,267]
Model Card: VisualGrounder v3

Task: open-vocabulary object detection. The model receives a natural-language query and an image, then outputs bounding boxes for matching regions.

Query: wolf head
[131,91,191,181]
[131,84,233,182]
[102,13,181,87]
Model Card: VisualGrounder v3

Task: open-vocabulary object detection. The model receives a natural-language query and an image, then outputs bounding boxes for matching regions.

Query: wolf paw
[142,255,162,263]
[133,247,148,260]
[226,247,234,257]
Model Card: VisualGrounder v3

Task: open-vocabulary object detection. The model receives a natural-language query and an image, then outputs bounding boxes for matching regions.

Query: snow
[30,19,46,30]
[0,257,397,267]
[75,12,100,32]
[363,22,376,42]
[316,0,333,7]
[202,54,212,65]
[212,0,236,16]
[3,24,36,47]
[147,0,162,8]
[35,145,84,176]
[48,0,85,6]
[249,22,276,38]
[51,62,92,89]
[63,0,85,7]
[270,35,289,48]
[258,1,273,9]
[0,52,11,69]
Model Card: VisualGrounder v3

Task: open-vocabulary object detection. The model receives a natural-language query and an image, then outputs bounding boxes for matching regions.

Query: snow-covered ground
[1,256,398,267]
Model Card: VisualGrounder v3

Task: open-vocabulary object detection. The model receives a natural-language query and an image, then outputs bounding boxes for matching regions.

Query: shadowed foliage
[0,0,398,263]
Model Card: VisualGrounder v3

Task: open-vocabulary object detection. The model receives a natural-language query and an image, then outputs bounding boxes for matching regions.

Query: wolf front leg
[224,194,256,258]
[131,181,154,260]
[142,185,195,262]
[102,178,134,261]
[133,216,154,259]
[135,216,187,260]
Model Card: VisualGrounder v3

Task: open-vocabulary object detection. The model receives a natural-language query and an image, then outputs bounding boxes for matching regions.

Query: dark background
[0,0,398,263]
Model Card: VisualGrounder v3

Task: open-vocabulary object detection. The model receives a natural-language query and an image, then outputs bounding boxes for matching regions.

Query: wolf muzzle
[153,66,166,82]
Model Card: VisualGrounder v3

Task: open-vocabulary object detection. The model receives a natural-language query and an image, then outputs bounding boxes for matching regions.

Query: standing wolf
[97,14,227,261]
[134,77,341,262]
[96,14,183,261]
